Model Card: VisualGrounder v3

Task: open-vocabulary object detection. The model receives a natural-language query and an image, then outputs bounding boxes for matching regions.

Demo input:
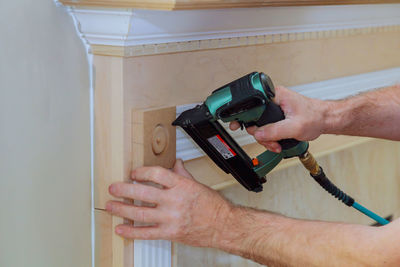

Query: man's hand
[230,86,327,153]
[105,160,233,247]
[230,85,400,151]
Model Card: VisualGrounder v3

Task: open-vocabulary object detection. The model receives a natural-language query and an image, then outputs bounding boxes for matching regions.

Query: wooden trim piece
[131,106,176,267]
[60,0,400,10]
[93,56,134,267]
[132,106,176,168]
[95,209,134,267]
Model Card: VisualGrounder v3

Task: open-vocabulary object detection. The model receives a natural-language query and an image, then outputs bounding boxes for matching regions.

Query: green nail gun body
[173,72,308,192]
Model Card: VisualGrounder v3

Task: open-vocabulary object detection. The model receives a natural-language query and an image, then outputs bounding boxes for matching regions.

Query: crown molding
[60,0,400,10]
[176,67,400,161]
[63,4,400,51]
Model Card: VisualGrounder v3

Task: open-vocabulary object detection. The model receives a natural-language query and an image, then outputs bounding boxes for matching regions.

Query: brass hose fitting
[299,151,320,176]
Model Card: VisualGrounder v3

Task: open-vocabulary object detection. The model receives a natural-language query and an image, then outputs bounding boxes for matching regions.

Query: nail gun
[173,72,389,225]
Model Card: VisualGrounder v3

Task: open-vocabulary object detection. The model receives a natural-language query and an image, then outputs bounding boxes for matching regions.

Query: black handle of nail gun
[246,101,300,150]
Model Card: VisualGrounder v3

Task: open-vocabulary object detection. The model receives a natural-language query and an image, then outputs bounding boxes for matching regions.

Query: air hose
[299,151,389,226]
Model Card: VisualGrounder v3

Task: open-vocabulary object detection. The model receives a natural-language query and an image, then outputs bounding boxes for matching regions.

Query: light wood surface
[60,0,400,10]
[93,56,134,267]
[176,139,400,267]
[132,106,176,168]
[123,31,400,109]
[95,210,113,267]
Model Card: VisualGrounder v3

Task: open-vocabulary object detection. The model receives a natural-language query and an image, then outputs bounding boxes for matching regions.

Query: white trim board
[134,240,171,267]
[176,67,400,161]
[68,4,400,46]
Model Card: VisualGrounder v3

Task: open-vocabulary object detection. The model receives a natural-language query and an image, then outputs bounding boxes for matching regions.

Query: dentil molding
[61,4,400,55]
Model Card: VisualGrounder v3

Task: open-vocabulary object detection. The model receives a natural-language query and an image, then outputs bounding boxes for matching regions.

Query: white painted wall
[0,1,91,267]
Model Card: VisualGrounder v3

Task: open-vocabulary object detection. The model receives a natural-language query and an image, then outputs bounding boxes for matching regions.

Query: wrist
[316,99,346,135]
[212,205,273,261]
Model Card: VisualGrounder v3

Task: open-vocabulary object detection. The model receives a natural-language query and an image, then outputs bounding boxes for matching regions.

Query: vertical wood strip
[93,55,134,267]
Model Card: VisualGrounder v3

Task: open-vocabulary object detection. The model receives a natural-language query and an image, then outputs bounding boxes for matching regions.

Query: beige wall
[0,1,91,267]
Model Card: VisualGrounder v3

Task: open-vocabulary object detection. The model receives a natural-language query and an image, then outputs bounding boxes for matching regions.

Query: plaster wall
[0,1,91,266]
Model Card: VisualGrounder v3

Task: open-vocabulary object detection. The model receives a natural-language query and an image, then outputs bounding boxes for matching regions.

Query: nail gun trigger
[236,120,245,130]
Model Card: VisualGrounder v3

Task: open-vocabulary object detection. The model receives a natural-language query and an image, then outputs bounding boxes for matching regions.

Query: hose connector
[299,151,320,176]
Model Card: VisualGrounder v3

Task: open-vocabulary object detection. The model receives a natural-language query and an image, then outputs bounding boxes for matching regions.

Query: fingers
[229,121,240,131]
[173,159,194,179]
[273,85,289,105]
[115,224,163,240]
[246,126,257,135]
[260,141,281,153]
[131,166,179,188]
[106,201,162,223]
[254,120,295,142]
[109,182,163,204]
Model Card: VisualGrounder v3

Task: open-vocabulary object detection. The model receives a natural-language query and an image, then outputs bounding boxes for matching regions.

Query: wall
[0,1,91,267]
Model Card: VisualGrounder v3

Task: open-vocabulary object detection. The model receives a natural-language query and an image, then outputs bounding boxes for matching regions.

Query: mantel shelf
[60,0,400,10]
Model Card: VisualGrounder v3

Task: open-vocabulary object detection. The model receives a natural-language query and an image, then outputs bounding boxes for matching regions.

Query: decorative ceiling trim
[176,67,400,161]
[60,0,400,10]
[97,25,400,57]
[63,4,400,56]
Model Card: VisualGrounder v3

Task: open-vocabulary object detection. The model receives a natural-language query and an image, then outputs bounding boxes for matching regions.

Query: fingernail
[109,184,115,194]
[106,202,113,212]
[116,227,123,234]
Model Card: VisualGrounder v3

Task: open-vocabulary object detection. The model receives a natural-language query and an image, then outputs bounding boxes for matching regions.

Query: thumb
[173,159,194,179]
[254,120,295,142]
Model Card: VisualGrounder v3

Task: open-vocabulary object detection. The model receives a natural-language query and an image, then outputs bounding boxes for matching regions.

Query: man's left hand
[106,160,233,247]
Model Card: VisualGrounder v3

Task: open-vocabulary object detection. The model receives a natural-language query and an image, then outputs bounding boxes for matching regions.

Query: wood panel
[123,31,400,109]
[176,139,400,267]
[60,0,400,10]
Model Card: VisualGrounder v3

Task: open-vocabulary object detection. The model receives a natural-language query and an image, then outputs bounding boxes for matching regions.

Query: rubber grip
[254,101,300,150]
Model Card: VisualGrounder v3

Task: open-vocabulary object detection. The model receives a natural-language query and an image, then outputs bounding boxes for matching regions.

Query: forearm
[214,206,399,267]
[321,85,400,140]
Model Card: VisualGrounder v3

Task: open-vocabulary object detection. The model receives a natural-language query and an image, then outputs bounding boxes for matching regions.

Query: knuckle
[137,209,146,222]
[134,185,146,200]
[123,228,135,239]
[294,122,304,135]
[127,184,136,198]
[152,166,166,178]
[112,203,121,213]
[169,225,183,239]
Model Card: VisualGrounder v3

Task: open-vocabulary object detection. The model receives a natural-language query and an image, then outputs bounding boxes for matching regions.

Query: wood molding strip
[176,67,400,161]
[60,0,400,10]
